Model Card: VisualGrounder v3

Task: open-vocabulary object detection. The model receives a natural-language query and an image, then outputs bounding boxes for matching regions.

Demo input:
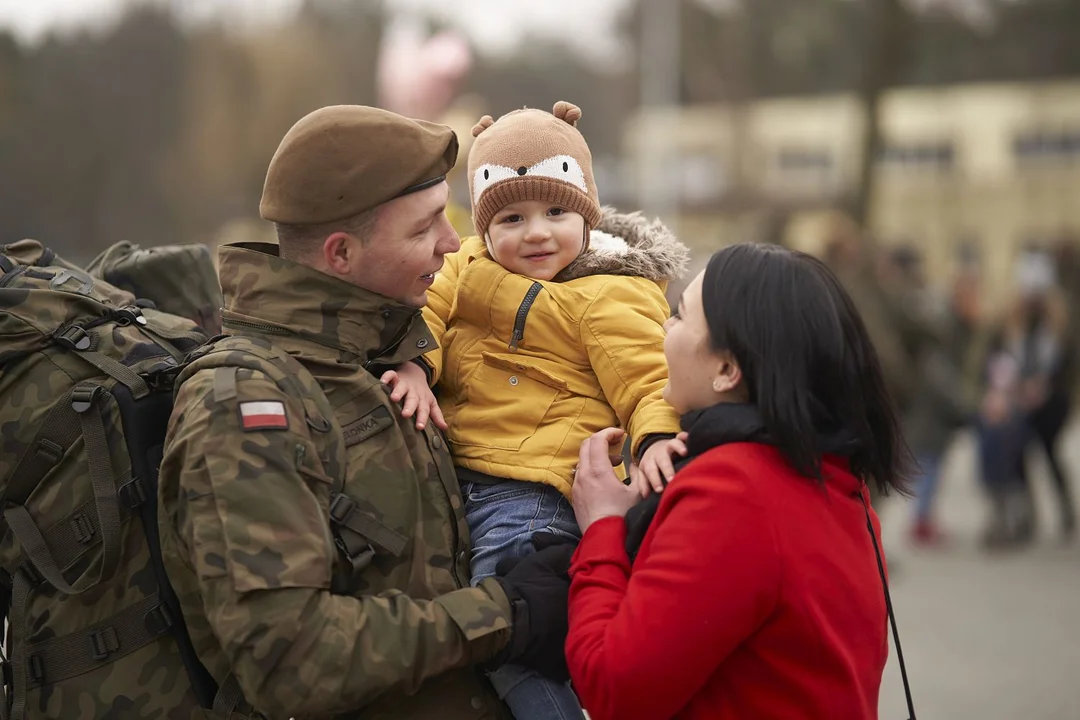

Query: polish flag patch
[238,401,288,431]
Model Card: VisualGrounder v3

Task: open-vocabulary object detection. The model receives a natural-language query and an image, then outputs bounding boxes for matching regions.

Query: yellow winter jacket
[422,208,690,498]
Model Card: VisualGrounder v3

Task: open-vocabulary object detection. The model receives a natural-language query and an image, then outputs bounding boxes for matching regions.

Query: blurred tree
[1,0,1079,257]
[852,0,915,226]
[0,6,186,261]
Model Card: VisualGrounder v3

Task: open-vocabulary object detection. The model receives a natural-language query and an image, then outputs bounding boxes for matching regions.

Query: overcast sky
[0,0,634,62]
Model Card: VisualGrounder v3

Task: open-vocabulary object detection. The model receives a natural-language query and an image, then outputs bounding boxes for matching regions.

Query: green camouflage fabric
[0,251,213,719]
[0,239,91,274]
[87,241,224,336]
[158,241,513,720]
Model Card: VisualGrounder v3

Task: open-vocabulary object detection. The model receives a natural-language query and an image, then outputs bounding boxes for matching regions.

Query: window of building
[878,142,955,170]
[1013,130,1080,161]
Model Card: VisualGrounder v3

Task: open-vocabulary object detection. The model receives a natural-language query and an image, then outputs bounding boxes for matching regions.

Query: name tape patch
[342,406,393,447]
[239,400,288,431]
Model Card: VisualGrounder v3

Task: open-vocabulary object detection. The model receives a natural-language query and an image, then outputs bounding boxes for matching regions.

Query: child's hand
[633,433,689,498]
[380,362,448,431]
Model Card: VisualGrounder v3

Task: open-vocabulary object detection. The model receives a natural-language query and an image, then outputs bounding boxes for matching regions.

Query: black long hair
[701,243,911,495]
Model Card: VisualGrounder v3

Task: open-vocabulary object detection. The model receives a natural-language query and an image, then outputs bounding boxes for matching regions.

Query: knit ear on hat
[552,101,582,127]
[472,115,495,137]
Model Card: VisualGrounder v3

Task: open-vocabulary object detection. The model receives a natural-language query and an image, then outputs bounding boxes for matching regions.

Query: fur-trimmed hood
[554,207,690,283]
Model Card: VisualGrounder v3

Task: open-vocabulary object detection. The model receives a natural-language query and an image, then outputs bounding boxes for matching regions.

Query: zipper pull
[509,330,523,352]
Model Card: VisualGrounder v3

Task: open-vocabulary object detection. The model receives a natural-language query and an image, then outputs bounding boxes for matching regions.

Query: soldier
[157,106,573,719]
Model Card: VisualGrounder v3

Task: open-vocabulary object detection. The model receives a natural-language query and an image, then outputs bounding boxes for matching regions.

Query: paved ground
[876,423,1080,719]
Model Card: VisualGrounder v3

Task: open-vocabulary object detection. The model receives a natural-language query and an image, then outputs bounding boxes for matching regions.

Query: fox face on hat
[468,101,602,239]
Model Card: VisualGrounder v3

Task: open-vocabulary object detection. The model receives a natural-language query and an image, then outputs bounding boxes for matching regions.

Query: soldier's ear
[322,232,354,277]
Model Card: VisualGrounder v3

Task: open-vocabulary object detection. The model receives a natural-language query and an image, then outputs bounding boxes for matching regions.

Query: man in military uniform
[158,106,572,719]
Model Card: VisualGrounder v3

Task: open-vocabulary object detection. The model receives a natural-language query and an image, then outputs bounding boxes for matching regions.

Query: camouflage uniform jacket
[158,242,513,720]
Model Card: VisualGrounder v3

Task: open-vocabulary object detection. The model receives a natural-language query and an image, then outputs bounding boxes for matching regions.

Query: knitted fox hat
[468,101,602,241]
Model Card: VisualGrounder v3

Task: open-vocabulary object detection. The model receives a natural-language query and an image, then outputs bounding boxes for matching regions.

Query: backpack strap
[52,323,150,399]
[20,592,176,690]
[3,384,124,593]
[183,339,401,583]
[2,384,129,720]
[243,350,409,573]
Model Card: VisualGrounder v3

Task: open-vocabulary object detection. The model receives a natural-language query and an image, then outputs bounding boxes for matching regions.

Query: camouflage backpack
[86,241,224,336]
[0,245,223,719]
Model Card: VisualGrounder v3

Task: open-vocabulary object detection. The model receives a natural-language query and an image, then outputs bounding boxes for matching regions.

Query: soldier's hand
[381,363,448,431]
[635,433,688,498]
[492,537,576,682]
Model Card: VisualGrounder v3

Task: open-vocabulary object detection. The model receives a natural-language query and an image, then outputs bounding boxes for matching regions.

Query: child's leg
[463,478,580,585]
[461,478,585,720]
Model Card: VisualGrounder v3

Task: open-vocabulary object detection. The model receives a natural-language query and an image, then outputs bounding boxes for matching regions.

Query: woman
[565,243,910,720]
[977,250,1075,546]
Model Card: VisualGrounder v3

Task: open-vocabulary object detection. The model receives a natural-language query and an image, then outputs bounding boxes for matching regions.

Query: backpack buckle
[21,563,42,586]
[54,324,91,351]
[334,536,375,576]
[71,384,99,414]
[328,493,356,524]
[89,627,120,661]
[70,512,95,545]
[118,478,147,510]
[27,655,43,684]
[115,306,148,327]
[144,604,175,636]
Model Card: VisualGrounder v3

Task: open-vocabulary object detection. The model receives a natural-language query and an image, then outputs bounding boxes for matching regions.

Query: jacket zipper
[508,282,543,352]
[222,317,292,335]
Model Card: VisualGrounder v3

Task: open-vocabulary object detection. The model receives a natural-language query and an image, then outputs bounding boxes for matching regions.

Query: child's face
[486,200,585,281]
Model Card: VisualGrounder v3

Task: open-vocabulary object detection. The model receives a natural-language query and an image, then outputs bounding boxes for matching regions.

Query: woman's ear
[711,351,744,397]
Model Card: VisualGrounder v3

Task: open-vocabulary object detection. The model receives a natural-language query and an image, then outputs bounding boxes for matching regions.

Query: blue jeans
[977,414,1027,490]
[461,478,584,720]
[913,453,942,523]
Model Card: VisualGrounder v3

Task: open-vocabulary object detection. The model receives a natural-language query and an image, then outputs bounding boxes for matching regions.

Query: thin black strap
[210,673,247,719]
[862,495,916,720]
[8,571,31,720]
[2,386,124,596]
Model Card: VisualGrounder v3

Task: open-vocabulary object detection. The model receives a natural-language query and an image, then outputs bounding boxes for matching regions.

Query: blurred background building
[1,0,1079,717]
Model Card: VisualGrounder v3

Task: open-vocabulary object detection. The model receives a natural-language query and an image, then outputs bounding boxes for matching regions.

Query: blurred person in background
[1052,232,1080,400]
[884,246,981,547]
[811,213,922,512]
[563,243,908,720]
[977,248,1076,547]
[376,19,479,238]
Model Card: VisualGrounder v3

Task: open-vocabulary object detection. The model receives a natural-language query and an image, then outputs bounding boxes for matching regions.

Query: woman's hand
[572,428,642,534]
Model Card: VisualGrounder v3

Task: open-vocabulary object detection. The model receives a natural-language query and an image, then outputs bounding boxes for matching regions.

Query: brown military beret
[260,105,458,225]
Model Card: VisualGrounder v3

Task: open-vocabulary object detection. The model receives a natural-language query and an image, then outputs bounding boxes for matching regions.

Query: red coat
[566,442,889,720]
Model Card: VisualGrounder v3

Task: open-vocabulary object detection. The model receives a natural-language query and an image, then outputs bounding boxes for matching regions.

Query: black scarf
[623,402,861,560]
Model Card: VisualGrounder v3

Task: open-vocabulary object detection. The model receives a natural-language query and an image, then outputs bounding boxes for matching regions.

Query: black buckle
[334,536,375,575]
[70,513,95,545]
[21,564,42,586]
[115,306,148,327]
[328,494,355,525]
[118,478,146,510]
[54,324,91,351]
[89,627,120,661]
[27,655,43,684]
[34,438,65,466]
[71,384,99,414]
[144,604,175,636]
